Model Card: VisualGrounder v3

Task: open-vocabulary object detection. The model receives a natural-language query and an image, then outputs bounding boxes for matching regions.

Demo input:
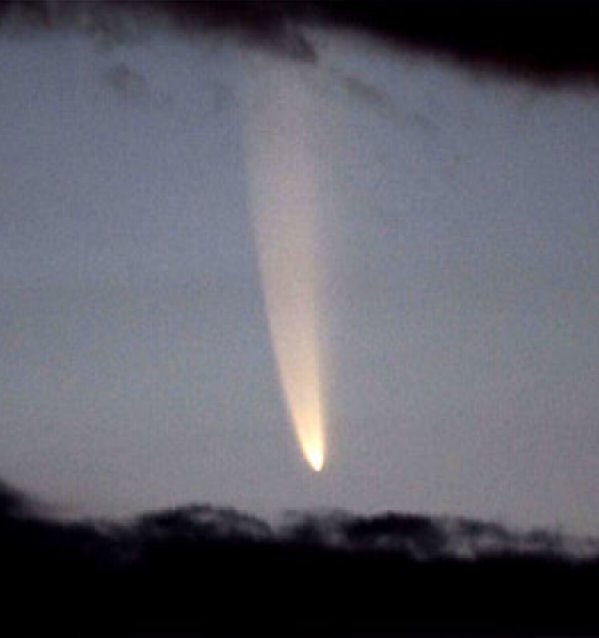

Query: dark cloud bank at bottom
[1,479,598,637]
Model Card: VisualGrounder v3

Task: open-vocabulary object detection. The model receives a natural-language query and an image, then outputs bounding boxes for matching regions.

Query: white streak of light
[245,64,325,472]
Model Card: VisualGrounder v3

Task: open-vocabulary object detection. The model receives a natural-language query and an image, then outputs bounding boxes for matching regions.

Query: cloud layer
[1,478,598,636]
[2,1,599,82]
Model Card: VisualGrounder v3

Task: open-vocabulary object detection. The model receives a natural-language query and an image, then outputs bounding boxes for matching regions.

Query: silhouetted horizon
[2,476,598,636]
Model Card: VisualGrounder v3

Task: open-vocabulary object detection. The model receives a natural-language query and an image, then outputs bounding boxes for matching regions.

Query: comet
[244,63,326,472]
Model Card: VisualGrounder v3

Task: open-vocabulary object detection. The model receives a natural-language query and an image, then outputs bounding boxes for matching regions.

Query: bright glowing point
[306,439,324,472]
[245,64,326,472]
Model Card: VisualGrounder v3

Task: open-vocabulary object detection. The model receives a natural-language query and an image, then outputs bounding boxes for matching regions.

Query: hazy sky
[1,4,598,534]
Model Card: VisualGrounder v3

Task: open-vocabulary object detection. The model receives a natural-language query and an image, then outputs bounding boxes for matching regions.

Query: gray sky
[1,12,598,534]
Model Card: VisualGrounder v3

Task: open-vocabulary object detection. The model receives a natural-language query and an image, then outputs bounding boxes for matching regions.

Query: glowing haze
[244,62,326,472]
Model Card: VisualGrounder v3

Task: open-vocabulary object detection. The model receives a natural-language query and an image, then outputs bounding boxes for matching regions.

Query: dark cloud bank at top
[2,0,599,83]
[1,477,598,637]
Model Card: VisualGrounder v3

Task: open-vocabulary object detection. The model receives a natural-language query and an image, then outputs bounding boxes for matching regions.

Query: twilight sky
[1,2,598,534]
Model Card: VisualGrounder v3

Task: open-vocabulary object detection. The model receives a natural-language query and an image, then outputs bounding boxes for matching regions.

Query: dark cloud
[1,476,597,636]
[339,73,394,116]
[311,0,599,84]
[103,63,150,101]
[0,479,29,517]
[134,504,274,543]
[0,0,318,62]
[2,1,599,82]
